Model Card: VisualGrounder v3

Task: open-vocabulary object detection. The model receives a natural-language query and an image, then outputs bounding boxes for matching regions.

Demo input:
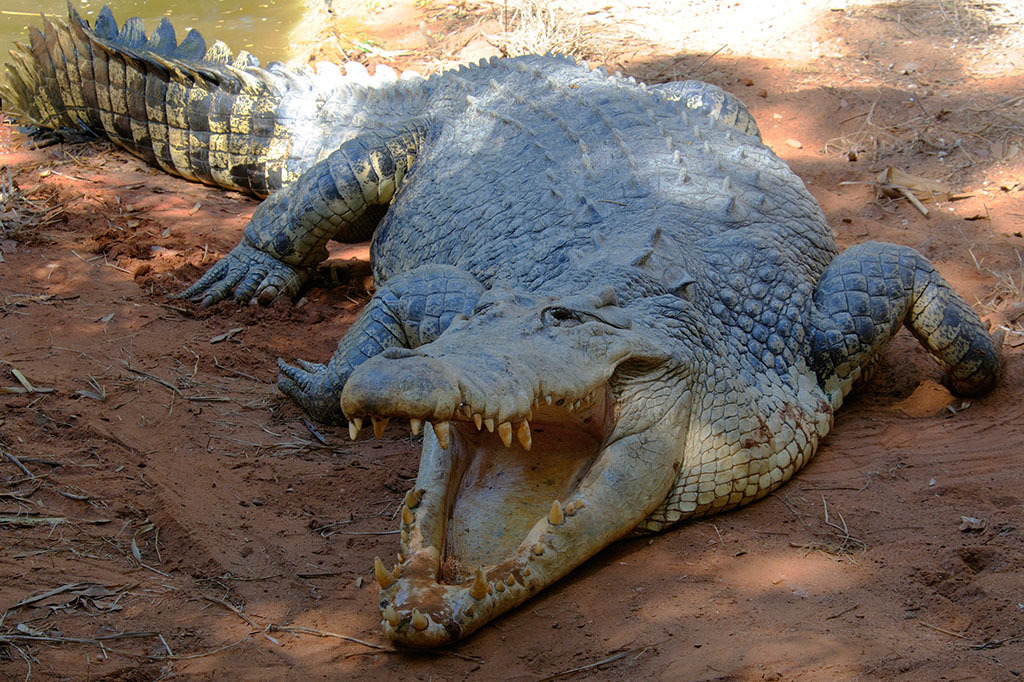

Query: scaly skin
[6,5,1001,648]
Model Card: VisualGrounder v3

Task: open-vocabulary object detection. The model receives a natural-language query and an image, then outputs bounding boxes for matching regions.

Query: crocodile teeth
[401,505,415,526]
[473,413,483,430]
[494,580,505,593]
[469,567,488,600]
[383,604,400,627]
[372,416,389,439]
[411,609,429,631]
[404,488,422,509]
[484,418,495,433]
[548,500,564,525]
[565,501,576,515]
[517,420,532,451]
[410,418,422,436]
[349,417,363,440]
[432,421,451,449]
[531,543,545,556]
[374,557,396,589]
[497,421,513,447]
[506,574,516,587]
[545,395,553,405]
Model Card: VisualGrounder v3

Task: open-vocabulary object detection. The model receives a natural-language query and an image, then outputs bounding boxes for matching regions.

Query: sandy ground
[1,1,1023,679]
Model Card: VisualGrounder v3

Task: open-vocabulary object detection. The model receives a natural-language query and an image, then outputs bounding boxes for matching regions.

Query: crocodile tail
[1,4,429,197]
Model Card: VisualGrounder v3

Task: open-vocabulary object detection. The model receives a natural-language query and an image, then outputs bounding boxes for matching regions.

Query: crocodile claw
[276,357,346,425]
[175,242,310,306]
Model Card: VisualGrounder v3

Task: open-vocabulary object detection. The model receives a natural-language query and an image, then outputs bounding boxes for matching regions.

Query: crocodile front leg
[808,241,1000,408]
[278,265,485,425]
[177,119,432,306]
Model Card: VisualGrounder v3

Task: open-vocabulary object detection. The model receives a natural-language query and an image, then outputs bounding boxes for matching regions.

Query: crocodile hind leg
[808,241,1000,409]
[278,265,484,425]
[177,120,432,307]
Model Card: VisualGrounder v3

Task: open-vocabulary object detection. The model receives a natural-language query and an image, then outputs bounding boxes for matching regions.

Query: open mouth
[346,382,619,646]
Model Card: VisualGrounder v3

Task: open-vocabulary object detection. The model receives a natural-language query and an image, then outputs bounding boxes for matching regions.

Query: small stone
[784,139,803,149]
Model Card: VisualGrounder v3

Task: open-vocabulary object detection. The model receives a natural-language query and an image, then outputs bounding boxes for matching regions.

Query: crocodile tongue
[341,351,682,647]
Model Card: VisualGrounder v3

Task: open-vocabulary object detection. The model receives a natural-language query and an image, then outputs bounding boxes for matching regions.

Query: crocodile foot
[277,358,346,425]
[176,242,310,307]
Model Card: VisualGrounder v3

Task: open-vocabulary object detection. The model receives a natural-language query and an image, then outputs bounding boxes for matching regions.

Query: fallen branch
[2,449,34,479]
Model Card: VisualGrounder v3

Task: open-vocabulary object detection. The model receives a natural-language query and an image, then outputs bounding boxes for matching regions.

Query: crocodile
[4,5,1001,648]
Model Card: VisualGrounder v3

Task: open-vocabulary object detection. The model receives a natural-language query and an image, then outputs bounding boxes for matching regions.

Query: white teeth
[410,418,422,436]
[545,395,553,405]
[517,420,532,451]
[411,609,429,631]
[372,416,389,438]
[432,421,451,449]
[374,556,395,588]
[548,500,564,525]
[498,421,513,447]
[349,417,363,440]
[484,418,495,433]
[469,567,488,600]
[573,400,581,410]
[404,488,423,509]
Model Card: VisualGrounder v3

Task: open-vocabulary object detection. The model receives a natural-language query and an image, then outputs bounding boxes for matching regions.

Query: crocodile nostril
[382,347,422,359]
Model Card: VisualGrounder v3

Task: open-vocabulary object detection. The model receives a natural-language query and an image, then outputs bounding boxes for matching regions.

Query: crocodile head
[341,284,695,646]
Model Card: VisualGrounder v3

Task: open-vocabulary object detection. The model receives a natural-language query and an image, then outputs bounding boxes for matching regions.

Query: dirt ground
[2,1,1023,680]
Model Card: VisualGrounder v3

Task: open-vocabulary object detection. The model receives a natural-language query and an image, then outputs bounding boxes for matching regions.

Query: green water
[1,0,308,65]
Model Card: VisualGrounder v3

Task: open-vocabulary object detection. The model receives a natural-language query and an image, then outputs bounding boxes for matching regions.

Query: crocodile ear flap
[669,274,696,301]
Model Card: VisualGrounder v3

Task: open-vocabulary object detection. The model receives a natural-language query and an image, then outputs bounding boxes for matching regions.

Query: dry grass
[487,0,593,58]
[853,0,1021,39]
[0,165,68,243]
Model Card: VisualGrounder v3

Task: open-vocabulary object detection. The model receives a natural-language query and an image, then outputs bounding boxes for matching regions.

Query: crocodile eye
[541,306,582,327]
[472,302,494,316]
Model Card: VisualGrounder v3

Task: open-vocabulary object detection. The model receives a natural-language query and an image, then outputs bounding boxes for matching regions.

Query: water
[0,0,308,66]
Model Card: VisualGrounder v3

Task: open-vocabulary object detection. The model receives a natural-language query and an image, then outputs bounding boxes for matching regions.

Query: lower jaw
[378,411,609,646]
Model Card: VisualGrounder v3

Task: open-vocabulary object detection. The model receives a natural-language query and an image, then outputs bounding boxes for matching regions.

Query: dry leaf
[877,166,952,202]
[11,368,35,392]
[210,327,243,344]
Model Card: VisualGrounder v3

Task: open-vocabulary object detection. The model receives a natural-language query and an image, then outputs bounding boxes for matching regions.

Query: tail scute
[3,4,433,196]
